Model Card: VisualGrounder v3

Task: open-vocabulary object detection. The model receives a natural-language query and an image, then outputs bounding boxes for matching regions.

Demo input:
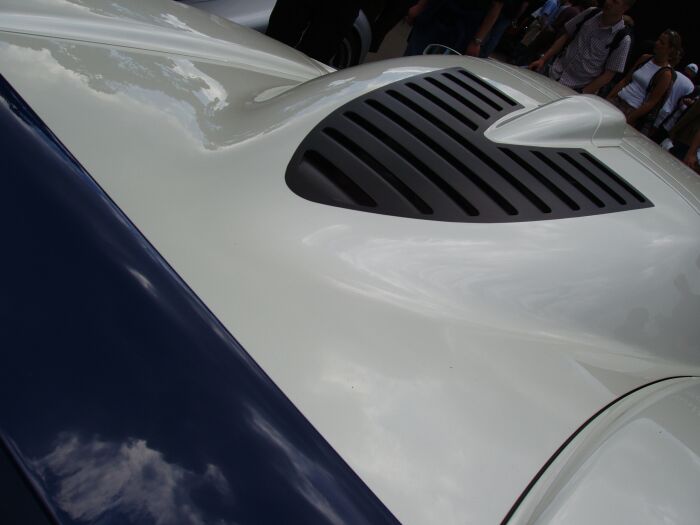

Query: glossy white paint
[179,0,372,67]
[2,2,699,524]
[179,0,272,31]
[486,95,627,147]
[621,128,700,214]
[0,0,330,81]
[508,377,700,524]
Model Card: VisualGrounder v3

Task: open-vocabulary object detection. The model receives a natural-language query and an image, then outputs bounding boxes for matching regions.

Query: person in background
[550,0,598,34]
[514,0,595,65]
[266,0,360,64]
[651,63,697,143]
[404,0,505,57]
[480,0,530,58]
[405,0,430,24]
[369,1,420,52]
[595,13,633,97]
[669,98,700,172]
[528,0,635,94]
[520,0,559,47]
[606,29,682,131]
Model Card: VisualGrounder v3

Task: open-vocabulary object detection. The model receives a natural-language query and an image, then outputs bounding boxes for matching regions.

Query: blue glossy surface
[0,74,400,525]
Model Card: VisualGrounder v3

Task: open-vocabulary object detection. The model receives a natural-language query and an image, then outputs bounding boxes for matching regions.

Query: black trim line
[500,376,695,524]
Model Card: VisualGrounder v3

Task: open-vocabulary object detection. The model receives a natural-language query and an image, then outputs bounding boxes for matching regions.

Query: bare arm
[582,70,616,95]
[606,76,628,100]
[683,128,700,169]
[466,1,504,56]
[528,33,569,71]
[406,0,430,24]
[607,55,650,100]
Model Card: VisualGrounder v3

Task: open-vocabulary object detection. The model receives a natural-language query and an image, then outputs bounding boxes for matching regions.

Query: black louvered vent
[286,67,652,222]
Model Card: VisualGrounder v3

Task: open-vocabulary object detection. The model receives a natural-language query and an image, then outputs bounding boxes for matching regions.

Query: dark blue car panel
[0,439,56,524]
[0,75,400,525]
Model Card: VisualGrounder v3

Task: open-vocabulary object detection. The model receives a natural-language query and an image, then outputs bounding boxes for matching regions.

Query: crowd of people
[264,0,700,173]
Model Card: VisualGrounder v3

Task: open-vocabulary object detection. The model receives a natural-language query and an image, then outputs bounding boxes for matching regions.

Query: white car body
[177,0,372,67]
[1,1,699,523]
[178,0,273,31]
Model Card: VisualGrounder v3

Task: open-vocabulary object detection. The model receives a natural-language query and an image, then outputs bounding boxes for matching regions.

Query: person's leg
[404,11,446,55]
[266,0,313,48]
[455,9,486,54]
[296,0,361,63]
[370,0,417,52]
[480,16,512,58]
[404,24,436,55]
[404,0,459,55]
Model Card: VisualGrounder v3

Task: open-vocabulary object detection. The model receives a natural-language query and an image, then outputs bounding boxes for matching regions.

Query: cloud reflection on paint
[32,433,232,524]
[248,407,346,525]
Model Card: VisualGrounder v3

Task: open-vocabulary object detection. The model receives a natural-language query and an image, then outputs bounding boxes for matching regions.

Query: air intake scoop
[485,95,627,148]
[286,68,651,222]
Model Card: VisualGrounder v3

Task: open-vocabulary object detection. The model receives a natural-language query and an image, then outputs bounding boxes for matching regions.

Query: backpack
[568,8,632,61]
[633,57,676,98]
[631,57,676,135]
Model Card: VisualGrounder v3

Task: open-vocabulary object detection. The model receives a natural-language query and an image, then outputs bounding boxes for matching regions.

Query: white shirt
[550,8,631,90]
[619,59,664,109]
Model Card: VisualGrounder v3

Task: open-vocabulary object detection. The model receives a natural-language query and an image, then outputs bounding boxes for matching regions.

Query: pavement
[365,20,411,63]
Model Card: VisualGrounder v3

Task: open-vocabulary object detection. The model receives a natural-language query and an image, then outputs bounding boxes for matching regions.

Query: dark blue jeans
[479,15,512,58]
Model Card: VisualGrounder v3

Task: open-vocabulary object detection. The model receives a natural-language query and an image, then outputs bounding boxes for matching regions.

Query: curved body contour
[1,1,699,524]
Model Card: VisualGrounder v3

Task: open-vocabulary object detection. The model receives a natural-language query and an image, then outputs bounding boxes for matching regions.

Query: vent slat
[501,149,580,212]
[369,95,518,216]
[321,128,433,215]
[344,109,480,217]
[317,130,425,215]
[383,89,560,216]
[531,151,606,208]
[580,152,647,203]
[331,113,468,215]
[442,72,503,113]
[298,151,376,208]
[559,153,627,205]
[285,67,652,223]
[423,77,490,120]
[456,69,518,107]
[404,82,478,131]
